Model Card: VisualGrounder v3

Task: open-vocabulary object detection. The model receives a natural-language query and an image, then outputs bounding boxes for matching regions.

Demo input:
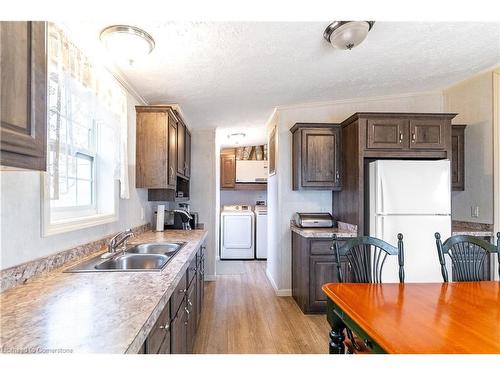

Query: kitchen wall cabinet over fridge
[1,21,47,171]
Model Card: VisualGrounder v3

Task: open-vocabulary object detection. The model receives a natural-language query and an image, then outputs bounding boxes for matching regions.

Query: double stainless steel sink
[66,242,186,272]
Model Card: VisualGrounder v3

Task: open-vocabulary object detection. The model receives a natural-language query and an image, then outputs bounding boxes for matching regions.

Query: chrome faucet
[101,229,134,259]
[173,209,193,230]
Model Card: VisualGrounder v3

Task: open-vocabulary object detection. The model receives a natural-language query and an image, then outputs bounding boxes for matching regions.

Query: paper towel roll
[156,205,165,232]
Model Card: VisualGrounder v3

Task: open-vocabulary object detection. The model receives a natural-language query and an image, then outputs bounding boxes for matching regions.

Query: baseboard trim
[204,274,216,281]
[265,267,292,296]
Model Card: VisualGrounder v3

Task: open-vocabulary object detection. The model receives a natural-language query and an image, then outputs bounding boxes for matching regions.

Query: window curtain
[47,23,130,200]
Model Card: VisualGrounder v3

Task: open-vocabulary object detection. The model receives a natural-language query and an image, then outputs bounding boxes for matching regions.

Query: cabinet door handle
[170,166,174,178]
[188,299,193,307]
[178,288,187,294]
[411,133,416,143]
[335,171,340,182]
[399,132,403,143]
[159,323,170,331]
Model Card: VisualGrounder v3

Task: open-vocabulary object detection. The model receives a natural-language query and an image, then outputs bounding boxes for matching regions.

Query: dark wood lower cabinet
[145,300,171,354]
[292,232,349,314]
[186,279,197,353]
[141,243,206,354]
[171,298,187,354]
[196,245,205,327]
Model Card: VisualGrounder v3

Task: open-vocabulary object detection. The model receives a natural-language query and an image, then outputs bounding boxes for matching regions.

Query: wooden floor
[193,261,329,354]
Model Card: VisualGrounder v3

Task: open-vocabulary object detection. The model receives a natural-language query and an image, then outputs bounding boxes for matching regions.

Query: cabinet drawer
[366,118,407,149]
[146,300,170,354]
[172,273,188,315]
[310,239,346,255]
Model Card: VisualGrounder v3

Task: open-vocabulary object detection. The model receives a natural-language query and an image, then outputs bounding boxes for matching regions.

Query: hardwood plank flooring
[193,261,329,354]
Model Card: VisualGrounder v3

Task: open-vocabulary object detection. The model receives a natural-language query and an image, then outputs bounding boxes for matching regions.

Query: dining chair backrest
[331,234,405,283]
[434,232,500,282]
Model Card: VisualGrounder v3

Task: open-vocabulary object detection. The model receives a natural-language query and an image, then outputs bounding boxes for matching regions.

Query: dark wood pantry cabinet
[0,21,47,171]
[142,241,206,354]
[290,123,342,190]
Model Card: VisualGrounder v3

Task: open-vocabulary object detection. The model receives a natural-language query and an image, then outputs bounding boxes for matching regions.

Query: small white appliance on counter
[220,205,255,259]
[368,160,452,282]
[235,160,268,183]
[254,205,267,259]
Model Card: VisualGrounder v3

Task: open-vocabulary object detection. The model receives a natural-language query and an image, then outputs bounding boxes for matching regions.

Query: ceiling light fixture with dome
[100,25,155,65]
[323,21,375,50]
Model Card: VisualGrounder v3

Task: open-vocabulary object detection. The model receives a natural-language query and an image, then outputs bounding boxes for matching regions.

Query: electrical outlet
[471,206,479,218]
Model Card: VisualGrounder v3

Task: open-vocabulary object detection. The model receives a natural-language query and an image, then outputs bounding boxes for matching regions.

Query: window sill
[42,212,118,237]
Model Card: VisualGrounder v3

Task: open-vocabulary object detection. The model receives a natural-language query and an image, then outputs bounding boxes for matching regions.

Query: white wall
[220,190,267,206]
[265,110,281,293]
[268,91,444,293]
[189,129,217,279]
[444,70,495,224]
[0,93,151,270]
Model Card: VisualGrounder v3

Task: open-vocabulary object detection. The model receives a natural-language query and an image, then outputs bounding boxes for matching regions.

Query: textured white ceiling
[63,22,500,131]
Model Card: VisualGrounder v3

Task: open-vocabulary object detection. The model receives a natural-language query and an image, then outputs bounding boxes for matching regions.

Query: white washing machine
[220,205,255,259]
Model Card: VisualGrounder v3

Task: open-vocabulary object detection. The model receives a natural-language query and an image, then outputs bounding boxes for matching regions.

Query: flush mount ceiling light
[100,25,155,65]
[227,133,246,144]
[323,21,375,50]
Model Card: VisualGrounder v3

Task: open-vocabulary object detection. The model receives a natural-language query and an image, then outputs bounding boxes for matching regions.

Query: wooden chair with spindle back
[434,232,500,282]
[331,233,405,354]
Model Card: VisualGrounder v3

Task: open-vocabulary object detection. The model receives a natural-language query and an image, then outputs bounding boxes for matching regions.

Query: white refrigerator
[368,160,452,282]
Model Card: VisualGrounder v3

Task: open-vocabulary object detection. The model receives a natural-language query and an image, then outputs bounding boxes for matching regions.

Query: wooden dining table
[322,281,500,354]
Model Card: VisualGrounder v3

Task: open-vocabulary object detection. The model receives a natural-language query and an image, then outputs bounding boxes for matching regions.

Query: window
[42,23,127,236]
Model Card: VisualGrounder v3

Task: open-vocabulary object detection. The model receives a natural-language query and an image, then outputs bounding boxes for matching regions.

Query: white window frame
[41,173,119,237]
[43,85,120,237]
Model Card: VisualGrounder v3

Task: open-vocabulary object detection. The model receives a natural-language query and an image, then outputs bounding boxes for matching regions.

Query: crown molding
[275,90,443,112]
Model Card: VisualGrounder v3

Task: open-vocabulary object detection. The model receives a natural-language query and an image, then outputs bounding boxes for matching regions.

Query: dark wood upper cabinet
[333,112,456,235]
[1,21,47,171]
[451,124,466,191]
[175,115,191,179]
[291,123,342,190]
[185,129,191,178]
[177,119,186,175]
[409,118,447,149]
[220,153,236,188]
[366,118,407,149]
[167,113,178,188]
[136,106,177,189]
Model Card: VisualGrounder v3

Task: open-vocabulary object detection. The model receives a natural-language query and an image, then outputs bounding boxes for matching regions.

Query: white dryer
[220,205,255,259]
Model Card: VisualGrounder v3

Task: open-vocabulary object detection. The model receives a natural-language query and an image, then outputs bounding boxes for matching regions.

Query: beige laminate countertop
[290,222,358,239]
[0,229,207,354]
